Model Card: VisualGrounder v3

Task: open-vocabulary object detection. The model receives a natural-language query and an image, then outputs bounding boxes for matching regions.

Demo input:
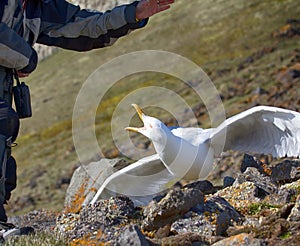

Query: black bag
[13,72,32,119]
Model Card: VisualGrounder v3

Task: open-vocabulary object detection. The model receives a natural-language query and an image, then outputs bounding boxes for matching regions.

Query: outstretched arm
[37,0,174,51]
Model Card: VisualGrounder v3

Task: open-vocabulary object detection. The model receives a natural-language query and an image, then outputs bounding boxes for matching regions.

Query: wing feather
[170,127,213,146]
[210,106,300,158]
[90,154,176,206]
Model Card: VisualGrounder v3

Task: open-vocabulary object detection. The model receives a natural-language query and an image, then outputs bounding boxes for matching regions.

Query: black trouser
[0,156,17,222]
[0,91,19,221]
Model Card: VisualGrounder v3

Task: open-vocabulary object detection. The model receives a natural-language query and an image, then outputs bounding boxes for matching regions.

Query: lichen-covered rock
[64,158,129,212]
[234,167,278,196]
[270,160,300,183]
[116,224,150,246]
[264,186,296,207]
[211,233,266,246]
[142,186,204,231]
[56,196,137,244]
[55,213,80,235]
[171,196,243,237]
[288,194,300,221]
[183,180,216,194]
[215,181,262,208]
[158,232,218,246]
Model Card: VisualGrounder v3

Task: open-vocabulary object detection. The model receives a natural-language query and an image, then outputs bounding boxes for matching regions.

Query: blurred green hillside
[8,0,300,216]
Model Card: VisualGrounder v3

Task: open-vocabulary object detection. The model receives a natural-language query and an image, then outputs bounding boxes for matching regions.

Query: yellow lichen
[64,178,88,213]
[70,230,106,246]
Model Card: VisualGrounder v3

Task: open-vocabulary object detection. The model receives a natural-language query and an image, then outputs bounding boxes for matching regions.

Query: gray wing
[90,154,177,206]
[210,106,300,158]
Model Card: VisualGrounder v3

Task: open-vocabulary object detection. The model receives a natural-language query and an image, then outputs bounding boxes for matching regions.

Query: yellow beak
[125,104,144,132]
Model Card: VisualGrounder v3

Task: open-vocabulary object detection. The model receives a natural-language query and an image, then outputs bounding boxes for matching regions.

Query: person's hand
[136,0,175,21]
[17,71,30,78]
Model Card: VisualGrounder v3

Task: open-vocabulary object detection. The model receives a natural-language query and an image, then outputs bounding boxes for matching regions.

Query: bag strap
[13,70,21,87]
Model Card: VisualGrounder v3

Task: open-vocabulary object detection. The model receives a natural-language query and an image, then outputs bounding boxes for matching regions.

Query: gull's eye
[149,124,153,128]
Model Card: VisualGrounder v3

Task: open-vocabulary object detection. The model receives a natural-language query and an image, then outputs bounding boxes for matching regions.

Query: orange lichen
[89,187,98,193]
[203,211,211,217]
[261,163,272,176]
[143,230,156,238]
[273,24,292,37]
[70,230,106,246]
[64,178,88,213]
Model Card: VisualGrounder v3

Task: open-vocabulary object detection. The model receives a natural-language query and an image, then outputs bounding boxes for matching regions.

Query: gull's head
[125,104,169,143]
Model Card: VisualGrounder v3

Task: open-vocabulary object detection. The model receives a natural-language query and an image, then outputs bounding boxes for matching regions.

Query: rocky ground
[7,154,300,245]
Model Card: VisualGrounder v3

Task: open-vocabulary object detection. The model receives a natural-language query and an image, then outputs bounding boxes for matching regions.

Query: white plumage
[90,104,300,205]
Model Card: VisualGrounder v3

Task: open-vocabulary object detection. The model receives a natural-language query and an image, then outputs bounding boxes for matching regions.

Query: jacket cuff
[124,1,148,28]
[19,48,38,74]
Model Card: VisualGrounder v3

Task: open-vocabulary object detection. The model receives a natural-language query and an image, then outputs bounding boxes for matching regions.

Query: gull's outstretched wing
[90,154,177,206]
[210,106,300,158]
[170,127,213,146]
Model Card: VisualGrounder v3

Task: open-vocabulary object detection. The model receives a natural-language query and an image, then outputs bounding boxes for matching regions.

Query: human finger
[156,0,174,12]
[156,0,175,5]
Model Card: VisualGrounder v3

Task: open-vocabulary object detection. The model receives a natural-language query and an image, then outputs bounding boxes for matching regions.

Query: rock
[170,213,216,238]
[142,186,204,231]
[288,194,300,221]
[171,196,243,237]
[116,224,150,246]
[273,21,300,38]
[79,196,135,225]
[216,182,262,208]
[260,203,295,226]
[8,210,58,233]
[223,176,235,188]
[240,154,261,173]
[264,187,296,207]
[234,167,278,197]
[159,232,214,246]
[240,154,272,176]
[270,160,300,184]
[155,224,171,239]
[267,179,300,206]
[64,158,129,212]
[212,233,266,246]
[252,87,268,96]
[56,196,137,244]
[183,180,216,194]
[256,218,292,240]
[281,179,300,192]
[55,213,80,235]
[276,63,300,84]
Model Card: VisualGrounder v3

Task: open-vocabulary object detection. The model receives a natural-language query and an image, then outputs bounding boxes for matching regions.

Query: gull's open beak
[125,104,145,132]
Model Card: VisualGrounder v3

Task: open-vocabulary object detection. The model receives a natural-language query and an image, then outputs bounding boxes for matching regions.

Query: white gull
[90,104,300,205]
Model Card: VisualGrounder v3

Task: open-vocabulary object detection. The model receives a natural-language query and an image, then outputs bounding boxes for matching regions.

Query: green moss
[248,202,279,215]
[279,231,292,239]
